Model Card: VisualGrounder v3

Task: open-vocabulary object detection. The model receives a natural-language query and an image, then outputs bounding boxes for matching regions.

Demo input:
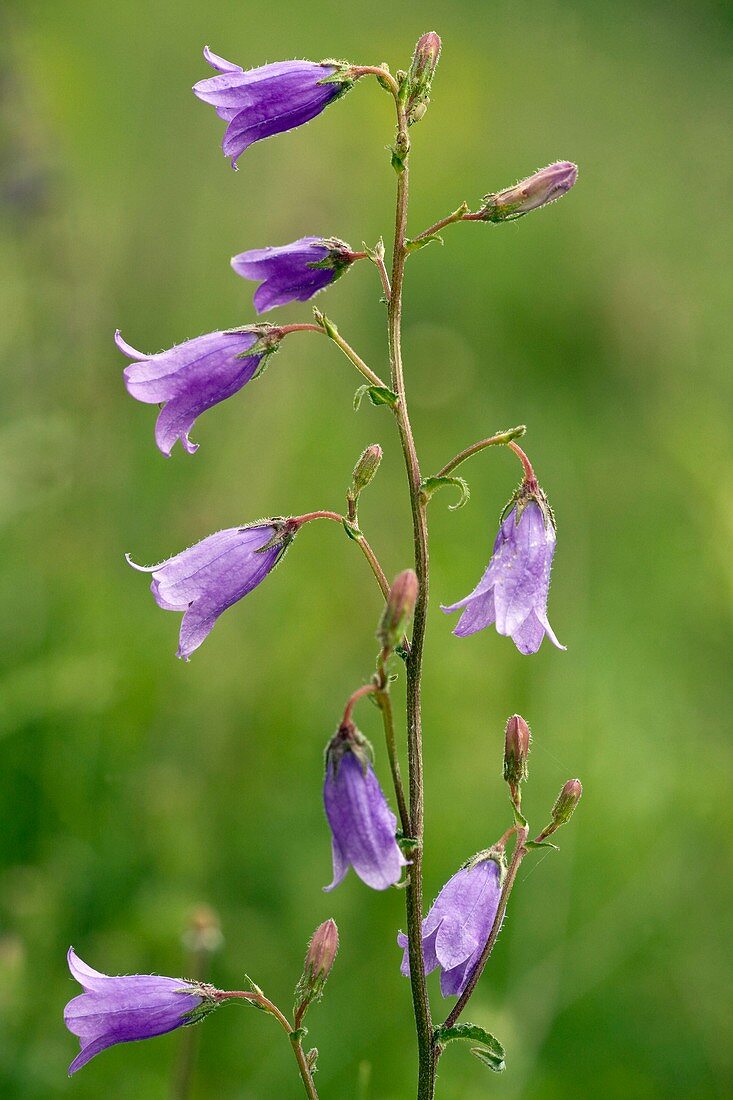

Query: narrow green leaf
[405,233,444,253]
[512,804,529,829]
[434,1023,505,1060]
[353,384,399,411]
[525,839,560,851]
[242,974,268,1011]
[471,1047,506,1073]
[342,519,362,541]
[419,476,470,510]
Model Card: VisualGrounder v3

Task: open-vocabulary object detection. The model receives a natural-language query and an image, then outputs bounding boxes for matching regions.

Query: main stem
[387,104,435,1100]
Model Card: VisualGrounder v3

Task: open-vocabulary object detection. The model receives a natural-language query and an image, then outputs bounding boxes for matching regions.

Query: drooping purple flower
[193,48,354,168]
[117,327,279,456]
[441,500,564,655]
[64,948,213,1075]
[128,521,294,659]
[323,728,407,892]
[231,237,355,313]
[398,854,502,998]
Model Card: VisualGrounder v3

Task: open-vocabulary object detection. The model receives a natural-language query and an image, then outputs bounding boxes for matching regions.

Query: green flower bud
[351,444,383,494]
[294,919,339,1017]
[377,570,418,651]
[503,714,531,786]
[551,779,583,827]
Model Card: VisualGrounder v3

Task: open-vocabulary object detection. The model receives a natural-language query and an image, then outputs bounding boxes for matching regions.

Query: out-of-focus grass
[0,1,731,1096]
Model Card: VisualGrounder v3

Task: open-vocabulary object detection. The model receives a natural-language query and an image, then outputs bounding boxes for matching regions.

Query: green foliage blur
[1,1,731,1096]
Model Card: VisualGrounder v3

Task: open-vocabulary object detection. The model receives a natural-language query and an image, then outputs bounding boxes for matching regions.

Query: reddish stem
[291,510,344,528]
[275,323,323,336]
[341,683,378,725]
[508,439,536,484]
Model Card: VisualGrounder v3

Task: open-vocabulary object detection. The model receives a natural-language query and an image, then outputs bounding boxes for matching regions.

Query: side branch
[312,309,389,389]
[222,991,318,1100]
[294,512,391,607]
[435,425,526,479]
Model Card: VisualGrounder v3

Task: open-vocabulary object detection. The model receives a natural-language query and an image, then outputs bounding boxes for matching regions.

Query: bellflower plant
[117,327,281,456]
[398,854,502,997]
[64,949,213,1075]
[193,47,355,167]
[88,30,585,1099]
[231,237,356,313]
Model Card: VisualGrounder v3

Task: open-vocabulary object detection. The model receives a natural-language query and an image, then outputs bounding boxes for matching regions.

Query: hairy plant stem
[386,98,435,1100]
[375,652,411,836]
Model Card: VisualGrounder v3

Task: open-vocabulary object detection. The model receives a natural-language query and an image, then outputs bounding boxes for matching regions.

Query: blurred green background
[1,1,731,1096]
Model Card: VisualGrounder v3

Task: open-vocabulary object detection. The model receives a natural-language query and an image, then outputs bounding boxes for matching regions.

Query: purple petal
[398,926,441,979]
[439,955,473,997]
[67,947,109,993]
[323,754,406,891]
[114,330,146,360]
[433,861,501,970]
[324,835,349,893]
[128,525,284,659]
[68,1033,117,1076]
[492,505,552,637]
[510,609,546,654]
[203,46,243,74]
[121,329,261,456]
[449,589,496,637]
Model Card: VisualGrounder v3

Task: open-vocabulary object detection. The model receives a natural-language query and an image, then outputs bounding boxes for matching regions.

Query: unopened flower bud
[409,32,441,83]
[378,570,419,650]
[294,919,339,1016]
[503,714,531,786]
[351,444,383,494]
[406,32,442,126]
[551,779,583,827]
[479,161,578,223]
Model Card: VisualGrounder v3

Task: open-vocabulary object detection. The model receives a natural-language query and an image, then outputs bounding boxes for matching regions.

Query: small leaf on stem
[419,475,470,510]
[434,1022,506,1072]
[353,384,399,410]
[405,234,444,253]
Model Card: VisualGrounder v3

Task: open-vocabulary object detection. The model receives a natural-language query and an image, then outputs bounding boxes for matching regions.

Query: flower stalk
[383,81,435,1100]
